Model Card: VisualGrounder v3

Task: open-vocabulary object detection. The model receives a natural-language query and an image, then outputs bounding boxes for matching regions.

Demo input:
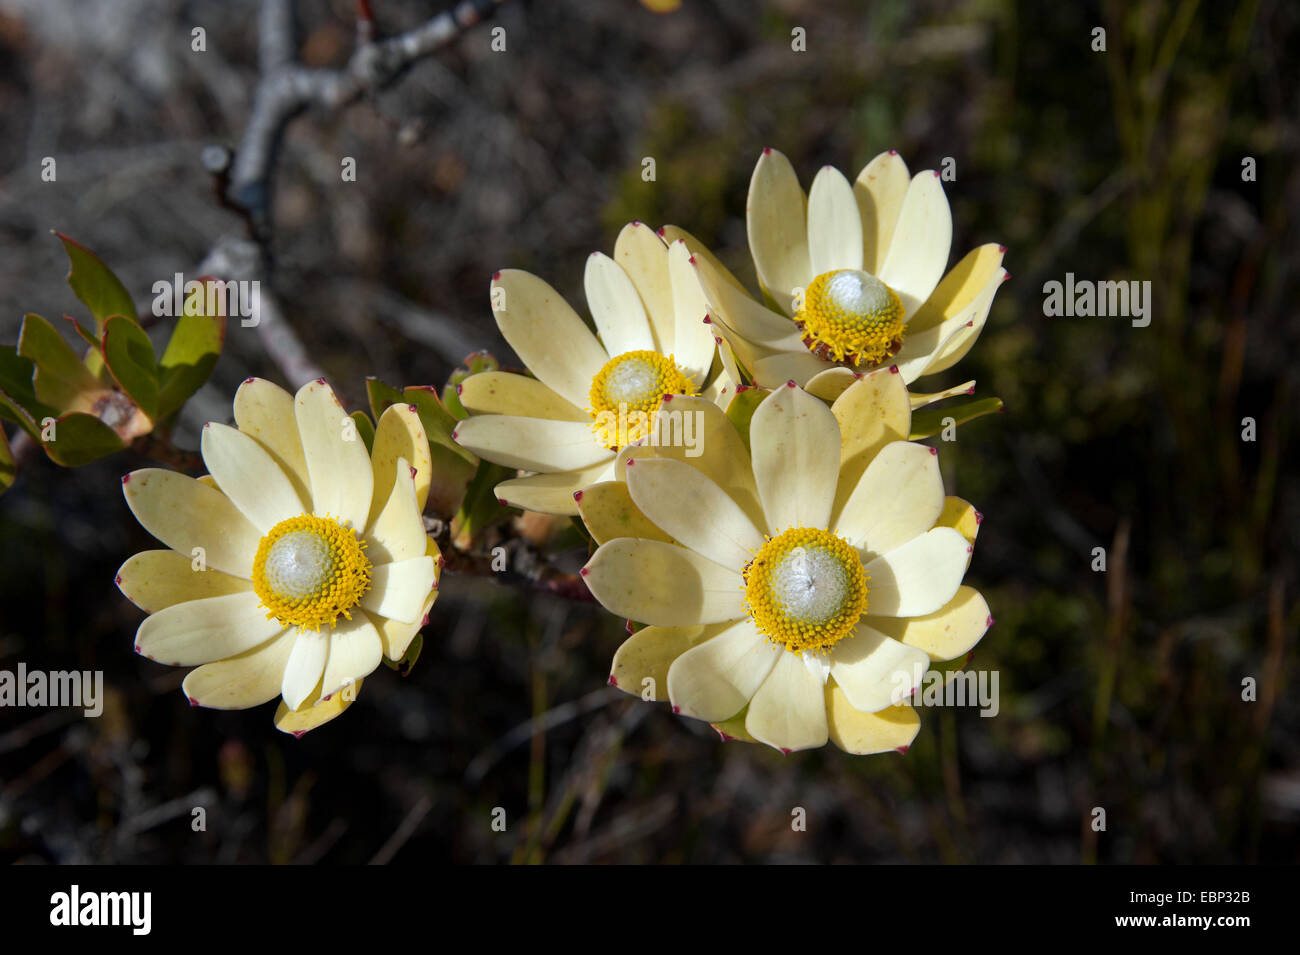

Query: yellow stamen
[795,269,904,367]
[252,515,372,631]
[587,350,697,449]
[743,527,868,654]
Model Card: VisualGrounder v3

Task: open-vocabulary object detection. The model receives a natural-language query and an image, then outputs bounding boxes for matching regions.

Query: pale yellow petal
[854,150,911,274]
[905,243,1005,332]
[496,461,615,517]
[491,269,609,408]
[201,422,306,533]
[458,371,588,422]
[747,147,811,315]
[826,683,920,754]
[745,651,829,751]
[749,383,839,534]
[868,585,990,662]
[613,221,675,351]
[274,677,363,736]
[830,368,912,521]
[233,377,311,503]
[585,252,656,356]
[123,469,260,577]
[666,239,717,386]
[878,172,953,317]
[369,402,433,521]
[862,527,969,617]
[281,629,328,711]
[116,550,252,614]
[582,539,745,626]
[135,591,285,667]
[366,457,426,564]
[182,630,297,709]
[576,480,673,545]
[830,624,930,712]
[452,414,611,473]
[624,457,763,571]
[295,379,374,530]
[319,614,383,699]
[609,623,722,700]
[807,165,863,276]
[359,556,436,624]
[834,441,944,557]
[666,619,780,721]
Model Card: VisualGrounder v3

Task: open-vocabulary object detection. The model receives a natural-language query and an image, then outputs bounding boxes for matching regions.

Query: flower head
[580,372,990,754]
[452,222,728,515]
[116,379,440,735]
[688,148,1008,403]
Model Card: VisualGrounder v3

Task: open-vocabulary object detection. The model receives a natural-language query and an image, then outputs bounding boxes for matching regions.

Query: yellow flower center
[743,527,868,654]
[795,269,905,367]
[252,515,372,631]
[587,350,697,449]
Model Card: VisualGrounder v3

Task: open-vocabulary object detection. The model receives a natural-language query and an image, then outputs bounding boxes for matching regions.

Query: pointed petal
[233,377,311,504]
[274,678,362,735]
[834,441,944,557]
[609,623,722,700]
[295,380,374,530]
[368,402,432,521]
[458,372,587,422]
[452,414,610,473]
[366,457,427,563]
[693,253,806,349]
[826,684,921,754]
[576,479,673,545]
[830,624,930,712]
[747,148,811,315]
[201,422,306,533]
[749,384,839,534]
[745,651,829,751]
[905,243,1005,332]
[491,269,608,408]
[667,240,717,387]
[878,172,952,317]
[280,629,328,711]
[123,469,260,577]
[359,556,436,624]
[135,592,285,667]
[853,150,911,274]
[666,619,780,721]
[751,351,833,390]
[868,585,990,662]
[614,221,676,351]
[862,527,969,617]
[585,252,656,356]
[495,461,615,516]
[319,614,383,699]
[182,630,297,710]
[583,539,745,626]
[116,550,252,614]
[807,165,863,276]
[624,457,764,571]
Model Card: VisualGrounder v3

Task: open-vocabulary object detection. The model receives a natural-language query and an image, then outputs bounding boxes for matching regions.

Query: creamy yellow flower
[116,378,440,735]
[451,222,730,516]
[580,372,990,754]
[689,147,1008,403]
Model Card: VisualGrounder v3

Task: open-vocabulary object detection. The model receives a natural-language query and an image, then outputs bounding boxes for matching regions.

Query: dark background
[0,0,1296,863]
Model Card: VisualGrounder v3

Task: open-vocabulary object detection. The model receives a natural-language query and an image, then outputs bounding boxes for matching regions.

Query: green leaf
[442,351,500,420]
[724,386,767,452]
[452,461,515,550]
[908,396,1004,440]
[350,410,375,453]
[54,232,137,333]
[17,313,103,410]
[381,632,424,676]
[365,377,405,422]
[102,316,159,418]
[403,385,477,466]
[0,347,58,437]
[156,281,226,420]
[40,411,126,466]
[0,425,16,495]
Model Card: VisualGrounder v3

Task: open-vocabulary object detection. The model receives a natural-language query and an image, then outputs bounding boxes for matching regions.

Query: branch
[227,0,511,238]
